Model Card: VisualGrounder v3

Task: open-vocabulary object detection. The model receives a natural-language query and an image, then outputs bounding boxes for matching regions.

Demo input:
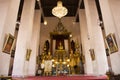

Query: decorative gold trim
[26,49,32,61]
[89,49,95,61]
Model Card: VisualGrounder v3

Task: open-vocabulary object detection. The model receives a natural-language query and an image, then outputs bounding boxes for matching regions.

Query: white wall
[84,0,108,74]
[12,0,35,77]
[99,0,120,74]
[108,0,120,74]
[0,1,11,76]
[79,9,93,74]
[0,1,9,40]
[0,0,20,76]
[28,10,41,76]
[109,0,120,40]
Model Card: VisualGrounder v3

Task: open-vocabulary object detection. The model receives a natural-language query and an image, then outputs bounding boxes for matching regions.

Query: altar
[52,49,70,76]
[37,19,84,76]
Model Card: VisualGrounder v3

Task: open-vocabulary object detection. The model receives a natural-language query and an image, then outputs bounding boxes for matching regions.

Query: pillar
[12,0,35,77]
[28,10,41,76]
[109,0,120,39]
[79,9,93,74]
[99,0,120,74]
[0,0,20,75]
[84,0,108,74]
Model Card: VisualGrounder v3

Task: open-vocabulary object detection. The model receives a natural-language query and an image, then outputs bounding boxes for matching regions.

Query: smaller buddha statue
[58,42,64,50]
[69,50,76,74]
[43,44,47,51]
[45,51,52,60]
[74,50,80,66]
[69,50,75,67]
[41,60,45,69]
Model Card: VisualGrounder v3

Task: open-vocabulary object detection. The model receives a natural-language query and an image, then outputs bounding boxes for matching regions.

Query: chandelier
[52,1,68,18]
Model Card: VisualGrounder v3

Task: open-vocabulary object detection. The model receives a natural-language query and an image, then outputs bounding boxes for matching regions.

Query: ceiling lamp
[52,1,68,18]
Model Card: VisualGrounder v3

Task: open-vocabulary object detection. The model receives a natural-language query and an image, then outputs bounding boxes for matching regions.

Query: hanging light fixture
[52,0,68,18]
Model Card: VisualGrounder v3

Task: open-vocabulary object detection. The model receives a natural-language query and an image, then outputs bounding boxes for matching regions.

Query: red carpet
[13,75,108,80]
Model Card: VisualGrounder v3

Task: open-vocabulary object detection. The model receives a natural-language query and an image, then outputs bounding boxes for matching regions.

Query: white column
[28,10,41,76]
[0,1,8,40]
[109,0,120,39]
[99,0,120,74]
[79,9,93,74]
[12,0,35,77]
[84,0,108,74]
[0,0,20,75]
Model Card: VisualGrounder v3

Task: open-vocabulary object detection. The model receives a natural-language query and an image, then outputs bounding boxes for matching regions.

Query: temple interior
[0,0,120,79]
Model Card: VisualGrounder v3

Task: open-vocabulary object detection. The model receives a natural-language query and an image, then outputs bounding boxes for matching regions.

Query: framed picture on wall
[2,33,15,54]
[105,33,118,54]
[89,49,95,61]
[26,49,32,61]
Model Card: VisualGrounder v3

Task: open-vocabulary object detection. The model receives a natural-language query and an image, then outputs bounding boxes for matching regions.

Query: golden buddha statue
[74,51,80,66]
[69,50,75,67]
[41,60,45,69]
[58,42,64,50]
[69,50,76,74]
[45,51,52,60]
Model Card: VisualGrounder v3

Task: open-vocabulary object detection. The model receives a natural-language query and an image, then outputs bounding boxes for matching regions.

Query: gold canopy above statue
[50,19,71,39]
